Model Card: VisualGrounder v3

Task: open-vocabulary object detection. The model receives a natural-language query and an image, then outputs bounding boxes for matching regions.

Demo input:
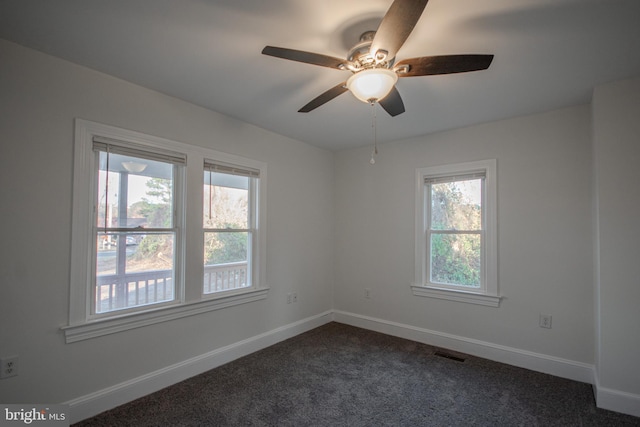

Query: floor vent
[434,351,466,362]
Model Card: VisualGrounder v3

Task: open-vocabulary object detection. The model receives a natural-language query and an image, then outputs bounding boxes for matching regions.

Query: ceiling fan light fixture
[122,161,147,173]
[347,68,398,103]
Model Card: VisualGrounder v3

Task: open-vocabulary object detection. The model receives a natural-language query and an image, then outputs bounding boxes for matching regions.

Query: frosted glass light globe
[346,68,398,103]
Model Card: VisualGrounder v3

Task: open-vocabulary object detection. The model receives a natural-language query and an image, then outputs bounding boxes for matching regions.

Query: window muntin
[427,176,484,289]
[93,148,180,315]
[203,165,257,294]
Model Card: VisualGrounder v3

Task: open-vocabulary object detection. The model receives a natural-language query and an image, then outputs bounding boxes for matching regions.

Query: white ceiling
[1,0,640,151]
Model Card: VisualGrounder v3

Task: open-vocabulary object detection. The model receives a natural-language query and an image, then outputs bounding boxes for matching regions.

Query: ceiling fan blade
[395,54,494,77]
[298,82,349,113]
[378,86,405,117]
[370,0,429,62]
[262,46,347,70]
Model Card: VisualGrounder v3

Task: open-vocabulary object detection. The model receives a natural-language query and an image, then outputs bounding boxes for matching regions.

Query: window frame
[91,140,185,318]
[202,162,259,296]
[64,119,268,343]
[412,159,500,307]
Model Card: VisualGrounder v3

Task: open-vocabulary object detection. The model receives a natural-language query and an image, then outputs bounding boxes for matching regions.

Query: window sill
[62,287,269,343]
[411,284,501,307]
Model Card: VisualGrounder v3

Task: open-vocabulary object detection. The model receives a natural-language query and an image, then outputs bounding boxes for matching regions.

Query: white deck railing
[96,262,248,313]
[203,261,248,294]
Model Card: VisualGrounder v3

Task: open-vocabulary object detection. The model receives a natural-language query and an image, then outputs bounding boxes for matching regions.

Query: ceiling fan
[262,0,494,117]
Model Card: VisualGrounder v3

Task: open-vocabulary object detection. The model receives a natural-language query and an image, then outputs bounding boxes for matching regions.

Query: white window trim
[412,159,500,307]
[65,119,268,342]
[62,288,269,343]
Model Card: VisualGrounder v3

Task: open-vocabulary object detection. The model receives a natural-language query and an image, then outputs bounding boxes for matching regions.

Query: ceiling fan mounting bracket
[358,30,376,43]
[347,31,394,72]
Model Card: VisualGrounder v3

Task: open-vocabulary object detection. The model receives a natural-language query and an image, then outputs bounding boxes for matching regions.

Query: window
[93,139,184,315]
[65,120,267,342]
[203,162,259,294]
[413,160,499,307]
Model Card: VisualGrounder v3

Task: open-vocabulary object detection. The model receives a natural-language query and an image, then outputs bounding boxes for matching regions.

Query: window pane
[97,152,174,229]
[204,231,249,294]
[430,179,482,231]
[203,171,249,229]
[430,233,481,287]
[96,232,175,313]
[204,231,248,265]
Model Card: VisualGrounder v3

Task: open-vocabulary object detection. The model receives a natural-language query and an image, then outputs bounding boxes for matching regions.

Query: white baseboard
[66,311,333,424]
[333,310,595,384]
[594,375,640,418]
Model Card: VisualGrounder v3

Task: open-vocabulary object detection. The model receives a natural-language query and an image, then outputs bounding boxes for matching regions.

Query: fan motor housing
[347,31,394,71]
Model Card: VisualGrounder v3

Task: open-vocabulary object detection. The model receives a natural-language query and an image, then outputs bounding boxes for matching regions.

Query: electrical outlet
[1,356,19,379]
[286,293,292,304]
[539,314,552,329]
[292,293,297,303]
[365,288,372,299]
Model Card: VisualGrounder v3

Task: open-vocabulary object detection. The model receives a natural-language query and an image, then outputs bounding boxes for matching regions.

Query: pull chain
[209,167,213,221]
[369,100,378,165]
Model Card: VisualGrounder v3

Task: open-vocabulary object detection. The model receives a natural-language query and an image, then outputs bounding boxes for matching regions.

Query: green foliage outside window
[205,230,247,265]
[203,177,249,266]
[431,234,481,286]
[430,180,482,287]
[131,178,174,264]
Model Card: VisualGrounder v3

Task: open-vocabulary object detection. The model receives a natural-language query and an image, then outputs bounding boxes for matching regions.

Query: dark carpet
[74,322,640,426]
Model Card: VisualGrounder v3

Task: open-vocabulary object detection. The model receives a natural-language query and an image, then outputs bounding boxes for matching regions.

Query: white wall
[0,39,334,407]
[334,104,595,365]
[592,76,640,415]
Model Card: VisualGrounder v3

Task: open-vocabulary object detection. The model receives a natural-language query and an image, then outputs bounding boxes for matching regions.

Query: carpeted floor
[74,322,640,426]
